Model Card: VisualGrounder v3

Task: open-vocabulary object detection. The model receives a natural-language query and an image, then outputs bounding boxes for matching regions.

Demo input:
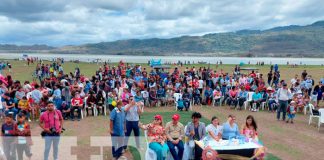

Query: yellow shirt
[18,100,29,110]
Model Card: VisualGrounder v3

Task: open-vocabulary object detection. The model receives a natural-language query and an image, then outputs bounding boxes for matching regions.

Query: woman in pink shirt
[227,87,238,107]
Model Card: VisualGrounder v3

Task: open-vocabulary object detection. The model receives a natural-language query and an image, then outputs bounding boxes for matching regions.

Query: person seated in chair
[71,92,83,121]
[165,114,184,160]
[182,89,191,111]
[149,89,158,107]
[140,115,169,160]
[250,89,262,112]
[204,86,213,105]
[213,88,222,106]
[227,86,238,107]
[61,101,70,120]
[86,91,96,116]
[237,87,248,110]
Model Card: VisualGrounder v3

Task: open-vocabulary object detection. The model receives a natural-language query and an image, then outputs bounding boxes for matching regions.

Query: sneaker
[71,119,74,121]
[78,119,80,121]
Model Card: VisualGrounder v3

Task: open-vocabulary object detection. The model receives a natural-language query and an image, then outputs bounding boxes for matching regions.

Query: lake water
[0,53,323,65]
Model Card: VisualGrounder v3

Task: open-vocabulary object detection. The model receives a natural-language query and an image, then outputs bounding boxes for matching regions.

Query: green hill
[1,21,324,57]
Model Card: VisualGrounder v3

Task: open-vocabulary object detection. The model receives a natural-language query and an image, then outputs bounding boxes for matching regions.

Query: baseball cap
[154,114,162,120]
[172,114,180,121]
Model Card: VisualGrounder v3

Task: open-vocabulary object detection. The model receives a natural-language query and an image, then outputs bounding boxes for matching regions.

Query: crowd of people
[0,58,323,160]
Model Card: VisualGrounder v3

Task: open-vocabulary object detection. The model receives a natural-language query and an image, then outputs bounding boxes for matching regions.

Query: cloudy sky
[0,0,324,46]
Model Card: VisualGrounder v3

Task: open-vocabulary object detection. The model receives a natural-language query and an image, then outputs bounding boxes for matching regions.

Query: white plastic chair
[144,130,157,160]
[72,107,84,119]
[212,96,223,107]
[318,109,324,131]
[244,92,254,110]
[308,104,320,125]
[304,103,313,115]
[84,97,97,117]
[173,93,182,111]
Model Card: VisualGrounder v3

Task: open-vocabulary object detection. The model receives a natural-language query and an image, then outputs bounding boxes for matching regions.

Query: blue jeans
[3,139,16,160]
[149,142,169,160]
[277,100,288,120]
[71,106,81,120]
[221,86,226,97]
[53,98,62,110]
[5,108,18,120]
[124,121,140,149]
[44,136,60,160]
[166,140,184,160]
[111,134,125,158]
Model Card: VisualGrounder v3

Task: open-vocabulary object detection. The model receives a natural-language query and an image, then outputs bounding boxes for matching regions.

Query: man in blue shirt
[110,100,126,160]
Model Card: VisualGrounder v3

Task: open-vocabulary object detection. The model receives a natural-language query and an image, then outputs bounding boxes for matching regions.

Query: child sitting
[213,88,222,106]
[18,96,31,121]
[286,101,297,124]
[177,98,185,111]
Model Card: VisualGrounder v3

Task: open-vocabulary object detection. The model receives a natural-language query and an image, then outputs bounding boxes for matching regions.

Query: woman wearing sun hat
[140,114,169,160]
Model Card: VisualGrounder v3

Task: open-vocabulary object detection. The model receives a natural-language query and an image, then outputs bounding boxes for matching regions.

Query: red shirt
[250,73,256,78]
[71,98,83,106]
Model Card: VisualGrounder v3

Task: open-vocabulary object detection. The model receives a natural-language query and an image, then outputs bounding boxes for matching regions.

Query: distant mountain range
[1,21,324,57]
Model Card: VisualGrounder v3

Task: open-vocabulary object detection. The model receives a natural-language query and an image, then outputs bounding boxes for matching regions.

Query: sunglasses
[154,118,160,121]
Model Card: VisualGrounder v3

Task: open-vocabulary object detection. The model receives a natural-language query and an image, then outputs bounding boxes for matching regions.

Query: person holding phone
[124,96,143,150]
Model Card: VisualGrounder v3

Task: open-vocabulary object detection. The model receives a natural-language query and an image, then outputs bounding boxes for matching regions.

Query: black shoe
[71,119,74,121]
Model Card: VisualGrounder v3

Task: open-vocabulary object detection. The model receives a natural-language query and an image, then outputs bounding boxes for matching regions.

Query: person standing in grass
[1,113,16,160]
[15,112,32,160]
[124,96,143,150]
[39,101,63,160]
[276,83,290,121]
[109,100,126,160]
[286,101,297,124]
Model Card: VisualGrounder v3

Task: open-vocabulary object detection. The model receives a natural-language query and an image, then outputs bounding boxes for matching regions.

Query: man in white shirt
[276,83,290,121]
[198,77,204,94]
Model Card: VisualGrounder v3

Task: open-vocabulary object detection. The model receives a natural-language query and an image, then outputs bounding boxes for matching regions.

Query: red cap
[172,114,180,121]
[154,114,162,120]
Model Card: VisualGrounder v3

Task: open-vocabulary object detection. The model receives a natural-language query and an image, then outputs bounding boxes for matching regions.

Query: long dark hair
[246,115,257,131]
[211,116,220,125]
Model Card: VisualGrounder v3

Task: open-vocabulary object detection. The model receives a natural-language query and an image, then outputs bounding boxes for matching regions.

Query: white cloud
[0,0,323,46]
